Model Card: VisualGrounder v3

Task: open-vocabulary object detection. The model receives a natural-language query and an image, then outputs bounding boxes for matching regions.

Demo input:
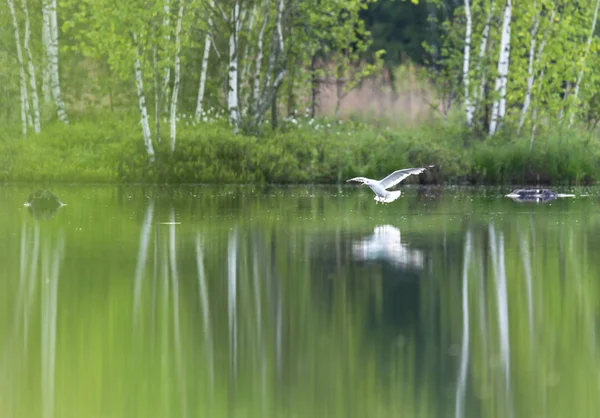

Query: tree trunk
[568,0,600,127]
[7,0,30,136]
[161,0,172,114]
[21,0,41,133]
[252,0,269,115]
[517,6,554,136]
[474,0,494,115]
[194,0,214,121]
[463,0,474,127]
[169,0,185,152]
[227,1,240,131]
[153,46,162,142]
[488,0,512,136]
[41,3,51,103]
[310,55,318,118]
[133,33,156,163]
[47,0,69,124]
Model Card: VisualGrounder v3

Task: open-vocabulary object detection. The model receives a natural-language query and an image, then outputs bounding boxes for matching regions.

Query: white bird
[346,165,434,204]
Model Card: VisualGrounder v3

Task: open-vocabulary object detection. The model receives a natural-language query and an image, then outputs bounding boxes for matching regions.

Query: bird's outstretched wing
[346,177,371,184]
[379,165,434,190]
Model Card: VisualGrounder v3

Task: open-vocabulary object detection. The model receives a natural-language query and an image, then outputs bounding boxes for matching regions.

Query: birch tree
[169,0,186,152]
[6,0,30,136]
[194,0,214,120]
[63,0,160,161]
[45,0,69,124]
[462,0,474,127]
[227,1,241,131]
[567,0,600,127]
[488,0,511,136]
[21,0,41,133]
[41,5,52,103]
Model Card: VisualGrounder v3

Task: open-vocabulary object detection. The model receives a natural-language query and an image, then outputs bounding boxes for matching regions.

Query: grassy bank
[1,112,599,185]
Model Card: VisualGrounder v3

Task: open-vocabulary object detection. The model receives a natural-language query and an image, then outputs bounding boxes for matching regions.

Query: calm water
[1,184,600,418]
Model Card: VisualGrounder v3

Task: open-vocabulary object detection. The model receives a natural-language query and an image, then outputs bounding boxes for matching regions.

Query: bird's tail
[382,190,402,203]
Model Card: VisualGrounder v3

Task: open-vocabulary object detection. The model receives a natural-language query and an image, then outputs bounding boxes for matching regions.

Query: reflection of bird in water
[346,166,434,204]
[505,188,575,203]
[352,225,424,269]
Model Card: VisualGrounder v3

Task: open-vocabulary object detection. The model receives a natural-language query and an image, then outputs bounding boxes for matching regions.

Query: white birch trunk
[133,33,156,162]
[488,0,512,136]
[21,0,41,133]
[252,0,269,108]
[195,0,214,121]
[42,4,52,103]
[47,0,69,124]
[517,6,554,136]
[7,0,30,136]
[474,0,494,112]
[169,0,185,152]
[568,0,600,127]
[463,0,474,127]
[161,0,172,114]
[227,1,240,130]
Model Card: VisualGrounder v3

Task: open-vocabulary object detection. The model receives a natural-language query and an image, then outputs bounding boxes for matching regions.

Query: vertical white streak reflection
[489,224,513,416]
[519,230,534,340]
[228,228,238,378]
[42,231,64,418]
[455,230,472,418]
[195,235,214,391]
[133,199,155,325]
[169,208,187,417]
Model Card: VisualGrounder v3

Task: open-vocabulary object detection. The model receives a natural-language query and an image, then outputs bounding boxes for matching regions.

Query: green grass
[1,111,599,184]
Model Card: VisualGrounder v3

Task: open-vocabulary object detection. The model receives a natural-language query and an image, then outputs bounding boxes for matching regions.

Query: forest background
[1,0,600,184]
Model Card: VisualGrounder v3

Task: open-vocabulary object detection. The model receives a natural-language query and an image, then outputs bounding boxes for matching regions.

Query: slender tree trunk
[252,0,269,112]
[488,0,512,136]
[153,46,162,142]
[7,0,30,136]
[463,0,474,127]
[252,0,286,129]
[162,0,172,114]
[310,55,318,118]
[21,0,41,133]
[227,0,240,131]
[517,6,554,136]
[169,0,185,152]
[474,0,494,114]
[195,0,214,121]
[133,33,156,162]
[46,0,69,124]
[41,4,51,103]
[568,0,600,127]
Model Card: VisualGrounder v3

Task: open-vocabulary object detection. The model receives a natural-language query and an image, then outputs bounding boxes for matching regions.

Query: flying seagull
[346,165,434,204]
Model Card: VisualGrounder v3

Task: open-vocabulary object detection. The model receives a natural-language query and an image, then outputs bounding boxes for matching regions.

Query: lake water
[1,184,599,418]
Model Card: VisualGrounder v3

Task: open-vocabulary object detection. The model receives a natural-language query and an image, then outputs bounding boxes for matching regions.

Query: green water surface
[1,185,599,418]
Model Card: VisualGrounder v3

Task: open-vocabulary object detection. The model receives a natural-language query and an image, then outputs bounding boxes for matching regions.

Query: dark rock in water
[505,188,574,203]
[24,189,65,219]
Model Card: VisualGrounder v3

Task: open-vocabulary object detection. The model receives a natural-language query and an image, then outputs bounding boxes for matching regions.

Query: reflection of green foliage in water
[0,186,599,417]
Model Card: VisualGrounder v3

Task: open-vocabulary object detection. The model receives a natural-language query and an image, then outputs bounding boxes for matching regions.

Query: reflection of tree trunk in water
[518,226,534,343]
[134,199,155,327]
[160,239,171,417]
[228,228,238,383]
[24,224,40,350]
[252,234,267,408]
[488,224,513,416]
[169,209,187,417]
[270,230,283,389]
[41,231,65,418]
[455,230,472,418]
[195,235,214,393]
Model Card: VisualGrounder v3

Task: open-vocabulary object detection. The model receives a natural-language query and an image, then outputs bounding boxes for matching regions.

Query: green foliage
[1,112,599,185]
